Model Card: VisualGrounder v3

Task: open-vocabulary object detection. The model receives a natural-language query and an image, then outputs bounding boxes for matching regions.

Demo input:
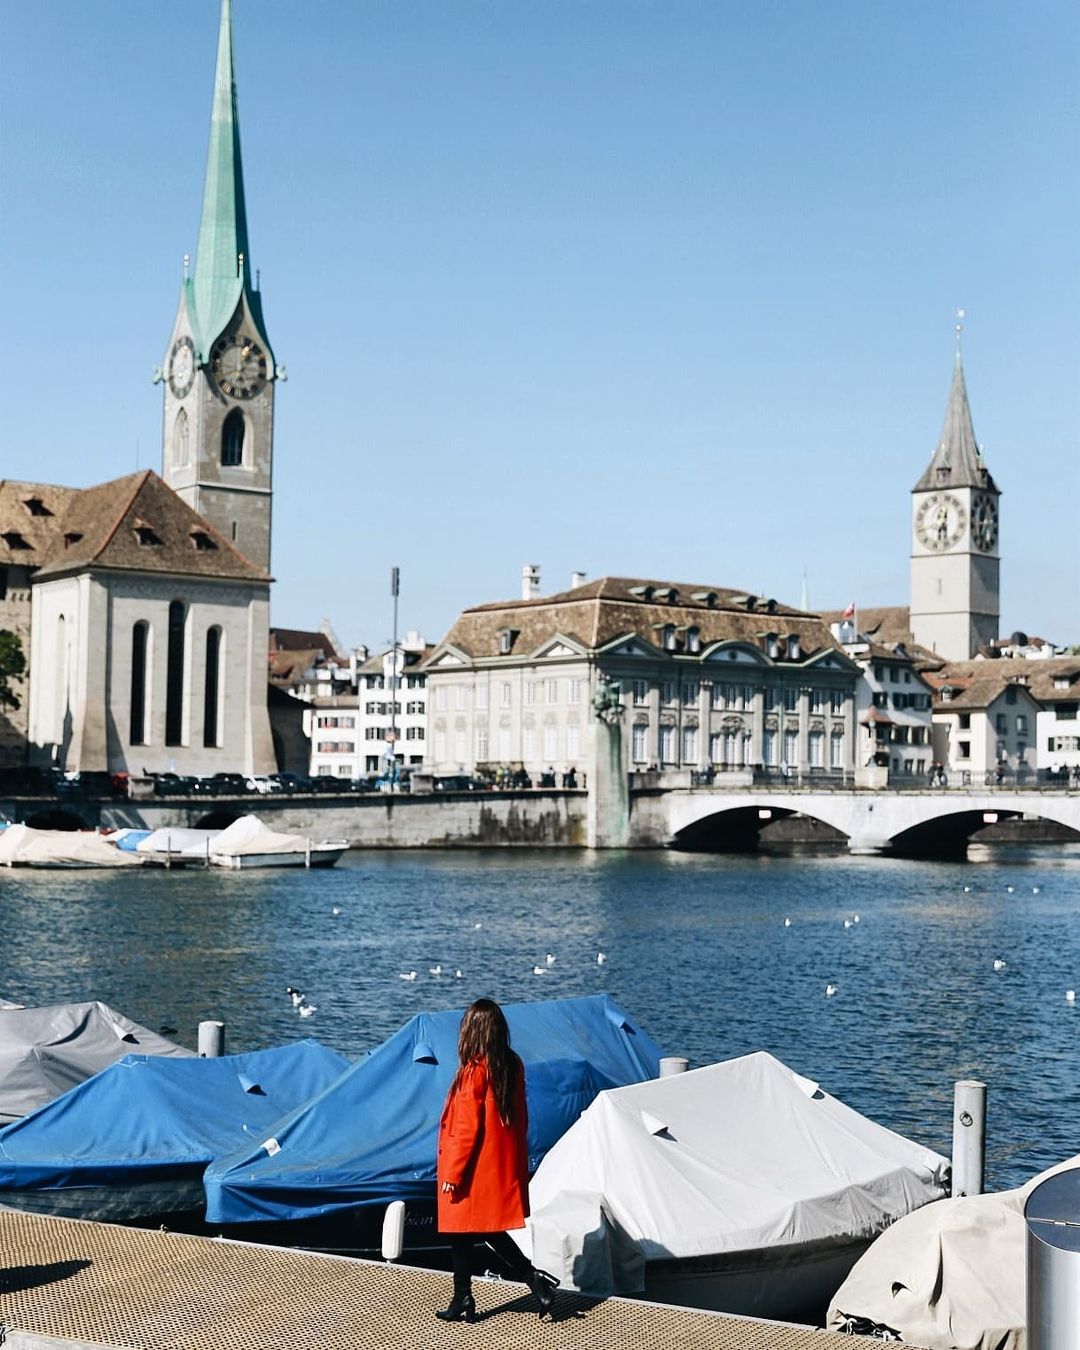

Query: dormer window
[1054,675,1071,690]
[764,632,780,659]
[765,598,778,615]
[742,595,757,613]
[63,531,83,549]
[662,624,676,651]
[1,531,32,550]
[22,497,52,517]
[686,626,701,654]
[497,627,518,655]
[133,521,162,547]
[653,587,679,605]
[786,633,801,660]
[190,529,218,552]
[691,590,718,608]
[941,686,953,702]
[629,584,655,601]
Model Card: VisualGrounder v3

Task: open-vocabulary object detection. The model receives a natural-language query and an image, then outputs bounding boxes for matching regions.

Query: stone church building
[0,0,277,776]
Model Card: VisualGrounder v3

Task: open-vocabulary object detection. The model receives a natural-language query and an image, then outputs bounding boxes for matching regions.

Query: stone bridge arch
[667,795,852,852]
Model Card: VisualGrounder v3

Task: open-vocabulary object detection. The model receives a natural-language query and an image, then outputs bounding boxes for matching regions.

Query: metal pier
[0,1209,874,1350]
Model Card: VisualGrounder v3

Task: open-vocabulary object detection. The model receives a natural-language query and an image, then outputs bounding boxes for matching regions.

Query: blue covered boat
[204,994,663,1227]
[0,1040,349,1222]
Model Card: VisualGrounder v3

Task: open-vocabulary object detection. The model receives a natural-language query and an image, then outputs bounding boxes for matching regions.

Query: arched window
[130,621,149,745]
[165,600,186,746]
[174,408,190,467]
[221,409,245,467]
[203,625,222,748]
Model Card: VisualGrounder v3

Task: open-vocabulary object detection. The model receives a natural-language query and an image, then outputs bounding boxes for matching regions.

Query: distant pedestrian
[436,998,558,1324]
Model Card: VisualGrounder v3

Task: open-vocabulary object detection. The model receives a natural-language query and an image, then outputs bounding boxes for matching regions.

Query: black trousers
[449,1231,532,1294]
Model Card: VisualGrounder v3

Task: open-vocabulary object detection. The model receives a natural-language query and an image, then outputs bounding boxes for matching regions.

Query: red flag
[842,601,856,620]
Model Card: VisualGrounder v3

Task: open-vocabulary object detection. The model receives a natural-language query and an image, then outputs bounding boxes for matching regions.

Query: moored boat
[0,823,146,868]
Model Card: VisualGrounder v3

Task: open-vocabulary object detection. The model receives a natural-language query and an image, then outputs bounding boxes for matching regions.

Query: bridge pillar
[586,719,629,848]
[847,833,893,856]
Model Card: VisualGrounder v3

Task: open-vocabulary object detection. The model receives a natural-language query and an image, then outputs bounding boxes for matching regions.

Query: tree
[0,630,27,711]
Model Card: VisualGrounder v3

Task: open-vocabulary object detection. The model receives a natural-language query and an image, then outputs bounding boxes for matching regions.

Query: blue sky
[2,1,1077,650]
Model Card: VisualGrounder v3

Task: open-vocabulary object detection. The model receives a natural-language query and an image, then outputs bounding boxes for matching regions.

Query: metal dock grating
[0,1209,877,1350]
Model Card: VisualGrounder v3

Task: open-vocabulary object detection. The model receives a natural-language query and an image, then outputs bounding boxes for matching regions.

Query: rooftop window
[63,531,83,548]
[190,529,218,551]
[133,521,163,547]
[1,531,32,550]
[22,497,52,517]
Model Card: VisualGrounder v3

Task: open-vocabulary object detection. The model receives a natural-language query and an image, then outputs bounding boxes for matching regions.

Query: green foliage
[0,630,27,712]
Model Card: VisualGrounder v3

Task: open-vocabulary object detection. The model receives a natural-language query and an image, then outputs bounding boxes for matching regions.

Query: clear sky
[2,1,1077,651]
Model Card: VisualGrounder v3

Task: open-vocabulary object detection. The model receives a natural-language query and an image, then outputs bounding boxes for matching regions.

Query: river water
[3,843,1079,1191]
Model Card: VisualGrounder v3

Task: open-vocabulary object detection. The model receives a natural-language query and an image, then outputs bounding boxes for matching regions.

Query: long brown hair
[454,998,520,1124]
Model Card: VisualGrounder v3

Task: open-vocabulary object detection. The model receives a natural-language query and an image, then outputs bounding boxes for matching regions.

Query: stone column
[586,675,630,848]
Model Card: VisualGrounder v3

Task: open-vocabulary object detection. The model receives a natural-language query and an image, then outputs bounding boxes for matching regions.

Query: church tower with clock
[909,348,1000,660]
[159,0,279,574]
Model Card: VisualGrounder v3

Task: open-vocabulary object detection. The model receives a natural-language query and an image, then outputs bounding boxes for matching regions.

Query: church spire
[912,348,996,493]
[187,0,266,360]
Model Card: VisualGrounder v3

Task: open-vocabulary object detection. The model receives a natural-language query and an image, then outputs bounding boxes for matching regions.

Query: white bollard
[1025,1165,1080,1346]
[659,1056,689,1077]
[198,1020,225,1058]
[952,1079,986,1196]
[381,1200,405,1261]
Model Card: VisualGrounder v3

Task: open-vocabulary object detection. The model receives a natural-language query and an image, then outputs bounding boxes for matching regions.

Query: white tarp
[519,1051,949,1295]
[134,828,219,857]
[0,824,145,868]
[209,814,311,857]
[0,1001,193,1123]
[826,1153,1080,1349]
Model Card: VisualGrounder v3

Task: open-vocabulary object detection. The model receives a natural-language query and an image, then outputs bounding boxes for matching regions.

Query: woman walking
[436,997,558,1323]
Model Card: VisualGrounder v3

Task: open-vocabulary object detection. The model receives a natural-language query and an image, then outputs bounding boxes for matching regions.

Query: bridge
[628,777,1080,855]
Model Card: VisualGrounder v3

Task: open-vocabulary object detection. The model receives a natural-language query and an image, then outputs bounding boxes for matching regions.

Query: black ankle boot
[529,1268,558,1318]
[435,1291,476,1323]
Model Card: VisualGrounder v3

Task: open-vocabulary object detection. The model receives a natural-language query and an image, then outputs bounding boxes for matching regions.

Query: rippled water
[3,844,1079,1190]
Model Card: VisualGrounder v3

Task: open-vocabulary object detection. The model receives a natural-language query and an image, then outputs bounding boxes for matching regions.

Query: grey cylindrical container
[952,1079,987,1196]
[1026,1165,1080,1347]
[198,1020,225,1058]
[659,1056,689,1077]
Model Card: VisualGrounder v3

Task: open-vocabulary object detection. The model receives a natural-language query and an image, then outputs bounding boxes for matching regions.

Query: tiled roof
[356,645,433,675]
[928,657,1080,708]
[431,577,842,663]
[31,471,268,583]
[0,481,81,566]
[913,356,998,493]
[270,628,340,658]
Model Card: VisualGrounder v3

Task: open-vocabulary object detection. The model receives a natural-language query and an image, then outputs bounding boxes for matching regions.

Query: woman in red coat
[436,998,558,1323]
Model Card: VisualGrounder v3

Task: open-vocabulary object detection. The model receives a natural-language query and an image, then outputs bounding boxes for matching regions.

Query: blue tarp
[204,994,663,1224]
[0,1041,349,1194]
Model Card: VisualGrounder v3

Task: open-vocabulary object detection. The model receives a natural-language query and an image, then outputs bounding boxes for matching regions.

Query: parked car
[309,775,349,794]
[247,775,283,795]
[206,772,251,796]
[269,772,311,794]
[433,774,486,792]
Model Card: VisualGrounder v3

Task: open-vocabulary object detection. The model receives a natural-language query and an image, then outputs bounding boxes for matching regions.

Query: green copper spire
[185,0,270,360]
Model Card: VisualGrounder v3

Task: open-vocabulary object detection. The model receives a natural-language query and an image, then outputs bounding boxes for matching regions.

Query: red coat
[437,1055,529,1234]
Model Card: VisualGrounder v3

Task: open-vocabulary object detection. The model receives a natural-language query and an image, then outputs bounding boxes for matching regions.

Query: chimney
[570,571,586,589]
[522,564,541,601]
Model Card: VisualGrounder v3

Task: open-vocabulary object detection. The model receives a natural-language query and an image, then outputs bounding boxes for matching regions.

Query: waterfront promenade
[0,1209,877,1350]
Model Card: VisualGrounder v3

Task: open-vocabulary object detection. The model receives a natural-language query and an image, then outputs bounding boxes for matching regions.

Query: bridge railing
[680,767,1078,794]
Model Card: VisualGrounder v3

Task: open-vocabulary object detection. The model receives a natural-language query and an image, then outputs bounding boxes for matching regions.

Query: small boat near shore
[115,815,348,869]
[0,823,147,868]
[518,1050,950,1321]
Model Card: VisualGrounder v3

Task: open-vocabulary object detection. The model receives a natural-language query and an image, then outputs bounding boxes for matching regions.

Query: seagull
[429,964,442,977]
[299,1004,317,1018]
[597,952,607,964]
[852,914,860,924]
[963,886,972,893]
[1066,990,1076,1003]
[545,953,556,967]
[825,984,838,997]
[1006,886,1015,894]
[399,971,418,982]
[332,906,342,916]
[1033,887,1041,895]
[287,987,305,1008]
[993,959,1007,971]
[843,919,853,929]
[532,965,550,976]
[473,922,483,930]
[783,918,792,928]
[454,969,463,979]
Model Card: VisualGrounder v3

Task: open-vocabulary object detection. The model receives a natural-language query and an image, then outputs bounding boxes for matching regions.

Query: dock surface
[0,1208,874,1350]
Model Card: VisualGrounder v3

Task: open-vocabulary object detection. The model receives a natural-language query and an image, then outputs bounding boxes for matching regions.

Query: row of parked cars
[150,771,389,797]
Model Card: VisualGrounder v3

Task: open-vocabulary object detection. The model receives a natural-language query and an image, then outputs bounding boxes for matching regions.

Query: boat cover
[204,994,663,1223]
[0,1041,351,1199]
[826,1153,1080,1349]
[115,828,217,856]
[0,1002,192,1124]
[210,814,315,857]
[0,824,145,868]
[518,1051,950,1295]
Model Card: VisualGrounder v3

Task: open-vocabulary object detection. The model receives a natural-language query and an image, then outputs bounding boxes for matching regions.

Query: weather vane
[954,308,965,359]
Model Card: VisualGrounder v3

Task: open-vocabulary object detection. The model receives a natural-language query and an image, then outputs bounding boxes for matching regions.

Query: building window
[476,683,488,711]
[995,713,1007,733]
[1017,742,1027,763]
[783,688,798,712]
[632,723,648,763]
[165,600,186,746]
[659,725,675,762]
[405,726,423,741]
[958,740,971,760]
[174,408,189,466]
[568,678,581,705]
[545,678,558,705]
[455,685,468,710]
[682,682,699,705]
[130,621,149,746]
[203,625,222,748]
[632,680,648,706]
[454,731,467,762]
[406,701,424,715]
[434,731,447,761]
[662,624,676,651]
[711,684,727,710]
[221,409,245,466]
[762,727,776,766]
[809,729,825,768]
[435,685,447,711]
[475,727,488,761]
[830,690,843,715]
[498,728,512,759]
[566,725,580,759]
[500,682,512,707]
[661,681,676,706]
[523,727,536,760]
[830,729,844,768]
[686,626,701,654]
[525,682,536,706]
[1016,714,1028,735]
[543,725,558,761]
[959,713,971,729]
[682,726,698,763]
[783,728,798,766]
[810,689,825,715]
[721,729,738,765]
[1005,687,1017,705]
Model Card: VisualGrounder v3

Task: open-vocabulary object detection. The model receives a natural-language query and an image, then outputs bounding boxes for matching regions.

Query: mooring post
[659,1056,689,1077]
[305,838,311,869]
[198,1020,225,1058]
[952,1079,986,1196]
[1025,1165,1080,1346]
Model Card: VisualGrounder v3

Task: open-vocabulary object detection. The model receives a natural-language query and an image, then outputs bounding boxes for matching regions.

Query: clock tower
[909,349,1000,659]
[159,0,279,574]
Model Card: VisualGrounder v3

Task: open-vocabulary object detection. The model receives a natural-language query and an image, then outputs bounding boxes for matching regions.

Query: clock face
[916,492,967,551]
[168,336,195,399]
[971,494,998,552]
[209,332,267,400]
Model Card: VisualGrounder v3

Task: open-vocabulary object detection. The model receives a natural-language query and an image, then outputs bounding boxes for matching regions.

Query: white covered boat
[0,823,146,868]
[206,814,347,868]
[518,1051,949,1321]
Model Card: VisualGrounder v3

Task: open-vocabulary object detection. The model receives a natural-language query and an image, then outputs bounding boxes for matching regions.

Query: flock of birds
[285,985,317,1018]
